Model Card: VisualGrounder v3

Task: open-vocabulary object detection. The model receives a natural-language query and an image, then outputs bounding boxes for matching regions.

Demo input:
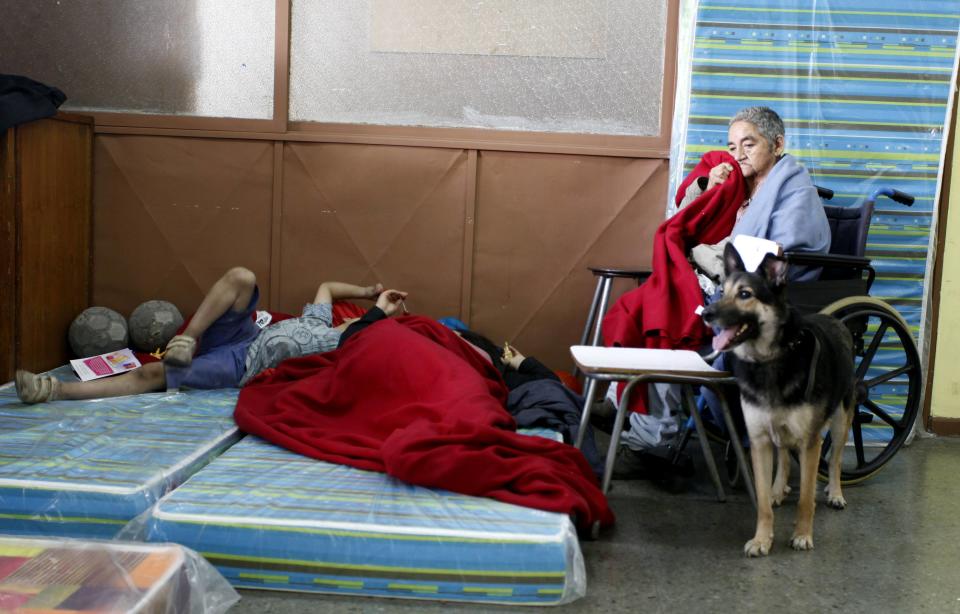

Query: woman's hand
[706,162,734,191]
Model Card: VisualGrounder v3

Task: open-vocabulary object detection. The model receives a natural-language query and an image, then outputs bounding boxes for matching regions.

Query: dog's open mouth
[712,323,752,352]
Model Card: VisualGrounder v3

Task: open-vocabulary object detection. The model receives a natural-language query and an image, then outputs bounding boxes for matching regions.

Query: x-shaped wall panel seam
[99,137,202,299]
[285,144,373,275]
[362,151,467,271]
[506,161,665,342]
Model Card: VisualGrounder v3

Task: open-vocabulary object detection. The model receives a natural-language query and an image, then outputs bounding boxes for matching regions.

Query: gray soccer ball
[129,300,184,353]
[68,307,129,358]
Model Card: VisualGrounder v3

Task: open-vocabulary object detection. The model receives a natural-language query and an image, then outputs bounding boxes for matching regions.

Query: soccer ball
[128,300,184,353]
[68,307,129,358]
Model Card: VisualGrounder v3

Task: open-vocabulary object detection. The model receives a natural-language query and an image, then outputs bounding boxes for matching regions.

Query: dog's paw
[826,493,847,510]
[744,537,772,557]
[825,489,847,510]
[772,484,792,507]
[790,534,814,551]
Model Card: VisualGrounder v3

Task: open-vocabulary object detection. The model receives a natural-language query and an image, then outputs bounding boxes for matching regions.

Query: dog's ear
[759,253,788,287]
[723,242,746,277]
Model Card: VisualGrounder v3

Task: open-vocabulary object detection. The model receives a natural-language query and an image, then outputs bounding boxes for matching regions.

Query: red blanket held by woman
[602,150,745,351]
[600,151,745,412]
[235,316,614,532]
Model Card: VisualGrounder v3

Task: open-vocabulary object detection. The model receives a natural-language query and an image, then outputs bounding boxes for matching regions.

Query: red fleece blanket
[234,316,614,532]
[602,150,745,351]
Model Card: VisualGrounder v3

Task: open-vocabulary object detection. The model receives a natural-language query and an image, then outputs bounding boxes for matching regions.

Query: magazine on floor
[70,349,141,381]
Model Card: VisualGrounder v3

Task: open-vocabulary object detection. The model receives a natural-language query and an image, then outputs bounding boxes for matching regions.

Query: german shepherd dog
[701,243,857,557]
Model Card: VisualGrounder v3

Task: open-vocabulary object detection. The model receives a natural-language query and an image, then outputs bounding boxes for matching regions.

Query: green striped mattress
[138,434,585,605]
[0,367,241,537]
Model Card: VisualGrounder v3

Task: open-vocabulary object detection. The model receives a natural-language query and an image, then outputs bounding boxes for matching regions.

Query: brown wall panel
[90,135,673,371]
[8,116,92,373]
[471,151,669,370]
[279,143,468,317]
[92,135,274,316]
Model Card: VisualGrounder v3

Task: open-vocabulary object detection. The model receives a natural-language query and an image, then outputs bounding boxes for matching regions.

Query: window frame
[88,0,678,159]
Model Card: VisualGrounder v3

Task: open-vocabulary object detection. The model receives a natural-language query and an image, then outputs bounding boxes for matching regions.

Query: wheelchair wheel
[817,296,922,484]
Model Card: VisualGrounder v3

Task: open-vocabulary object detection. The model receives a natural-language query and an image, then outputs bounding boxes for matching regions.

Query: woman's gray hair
[729,106,785,150]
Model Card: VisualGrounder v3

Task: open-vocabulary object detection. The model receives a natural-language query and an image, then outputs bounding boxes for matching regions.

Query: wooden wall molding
[922,69,959,427]
[929,417,960,437]
[91,123,672,160]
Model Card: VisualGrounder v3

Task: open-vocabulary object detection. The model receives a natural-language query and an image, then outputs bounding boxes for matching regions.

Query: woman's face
[727,120,783,182]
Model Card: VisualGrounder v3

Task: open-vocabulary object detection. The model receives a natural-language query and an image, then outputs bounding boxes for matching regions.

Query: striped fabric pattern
[676,1,959,442]
[0,367,240,537]
[679,0,959,328]
[142,434,584,605]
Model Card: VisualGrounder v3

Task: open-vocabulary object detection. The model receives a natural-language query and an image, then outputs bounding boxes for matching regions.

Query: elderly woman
[601,106,832,462]
[680,106,830,293]
[605,105,830,353]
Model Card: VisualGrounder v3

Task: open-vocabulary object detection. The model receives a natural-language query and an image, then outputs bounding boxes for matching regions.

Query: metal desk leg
[589,277,614,347]
[573,278,608,378]
[683,385,725,502]
[575,377,599,449]
[713,385,756,508]
[601,378,641,494]
[579,277,606,348]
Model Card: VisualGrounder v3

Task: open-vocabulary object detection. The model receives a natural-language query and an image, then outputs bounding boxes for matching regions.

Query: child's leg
[16,362,166,404]
[59,361,167,399]
[165,267,257,367]
[183,267,257,339]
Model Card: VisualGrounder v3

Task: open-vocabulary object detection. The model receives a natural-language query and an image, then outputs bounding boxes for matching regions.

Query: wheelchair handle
[870,188,915,206]
[814,185,834,201]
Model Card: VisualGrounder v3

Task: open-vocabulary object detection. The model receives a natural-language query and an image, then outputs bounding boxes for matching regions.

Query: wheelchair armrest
[782,252,871,268]
[783,251,875,292]
[588,266,652,282]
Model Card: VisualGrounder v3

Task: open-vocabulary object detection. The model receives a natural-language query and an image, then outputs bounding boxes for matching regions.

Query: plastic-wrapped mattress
[0,367,241,538]
[0,535,238,612]
[139,434,586,605]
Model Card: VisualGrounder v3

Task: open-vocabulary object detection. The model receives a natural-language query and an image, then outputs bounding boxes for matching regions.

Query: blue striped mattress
[0,367,241,538]
[139,434,585,605]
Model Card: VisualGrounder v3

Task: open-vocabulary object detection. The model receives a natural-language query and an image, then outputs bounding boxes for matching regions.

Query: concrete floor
[227,434,960,613]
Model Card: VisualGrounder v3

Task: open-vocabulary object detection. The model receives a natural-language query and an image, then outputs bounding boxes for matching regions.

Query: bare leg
[182,267,257,339]
[58,362,166,401]
[745,438,775,557]
[791,435,823,551]
[164,267,256,367]
[771,446,792,506]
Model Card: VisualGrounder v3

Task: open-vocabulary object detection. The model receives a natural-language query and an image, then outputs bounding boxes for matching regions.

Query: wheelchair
[581,186,922,487]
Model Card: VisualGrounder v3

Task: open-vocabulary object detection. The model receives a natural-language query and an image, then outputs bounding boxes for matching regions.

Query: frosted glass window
[290,0,667,136]
[0,0,275,119]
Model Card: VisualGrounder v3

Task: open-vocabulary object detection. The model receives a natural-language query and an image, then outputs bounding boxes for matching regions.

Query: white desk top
[570,345,730,378]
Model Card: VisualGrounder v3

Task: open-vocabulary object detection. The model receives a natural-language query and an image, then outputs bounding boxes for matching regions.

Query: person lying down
[14,266,408,404]
[234,311,614,531]
[14,267,615,531]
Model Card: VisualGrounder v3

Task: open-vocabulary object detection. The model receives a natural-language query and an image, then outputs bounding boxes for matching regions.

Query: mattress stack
[1,370,587,606]
[0,368,241,538]
[140,434,586,605]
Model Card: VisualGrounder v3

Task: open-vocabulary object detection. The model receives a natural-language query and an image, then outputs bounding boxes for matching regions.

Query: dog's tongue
[712,327,738,352]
